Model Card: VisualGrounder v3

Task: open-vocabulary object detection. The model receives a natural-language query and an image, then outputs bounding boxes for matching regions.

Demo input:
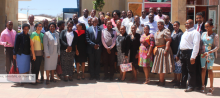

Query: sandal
[207,87,214,95]
[201,85,206,93]
[46,80,50,85]
[143,78,150,84]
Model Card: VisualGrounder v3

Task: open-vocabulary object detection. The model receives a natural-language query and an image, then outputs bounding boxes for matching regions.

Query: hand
[13,55,16,60]
[46,56,50,58]
[107,49,111,54]
[135,54,139,59]
[32,56,36,61]
[147,53,151,58]
[175,56,179,61]
[190,58,195,65]
[201,52,208,58]
[141,24,144,27]
[164,51,167,56]
[125,56,128,59]
[66,46,72,52]
[76,50,79,56]
[115,52,117,55]
[94,44,99,49]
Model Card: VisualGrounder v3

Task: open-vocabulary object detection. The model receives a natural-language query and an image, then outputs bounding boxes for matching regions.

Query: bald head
[92,18,98,26]
[163,15,170,24]
[185,19,194,29]
[141,10,146,17]
[156,7,162,16]
[28,15,34,25]
[83,9,89,18]
[7,21,13,30]
[73,14,78,23]
[52,18,57,24]
[149,7,154,13]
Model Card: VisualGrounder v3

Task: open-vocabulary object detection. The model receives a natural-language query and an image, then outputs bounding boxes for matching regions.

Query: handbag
[7,60,20,82]
[120,58,132,72]
[56,58,62,74]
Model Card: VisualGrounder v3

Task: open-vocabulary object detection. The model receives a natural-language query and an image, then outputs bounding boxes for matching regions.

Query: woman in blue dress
[200,20,219,95]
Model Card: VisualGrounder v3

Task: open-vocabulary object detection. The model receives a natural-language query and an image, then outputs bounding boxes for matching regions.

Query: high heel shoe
[207,87,214,95]
[201,85,206,93]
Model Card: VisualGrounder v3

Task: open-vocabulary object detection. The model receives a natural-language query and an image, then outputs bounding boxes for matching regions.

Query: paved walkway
[0,46,220,98]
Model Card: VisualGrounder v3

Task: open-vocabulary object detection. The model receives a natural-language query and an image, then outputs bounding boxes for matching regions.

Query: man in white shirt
[120,11,127,19]
[144,13,158,35]
[146,7,156,20]
[140,10,148,27]
[121,10,134,34]
[154,7,166,22]
[27,15,35,34]
[89,9,98,19]
[176,19,200,92]
[78,9,90,27]
[128,15,143,35]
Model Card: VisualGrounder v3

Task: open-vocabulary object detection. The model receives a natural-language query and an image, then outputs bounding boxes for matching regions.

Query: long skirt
[16,54,30,74]
[151,47,174,73]
[60,50,75,76]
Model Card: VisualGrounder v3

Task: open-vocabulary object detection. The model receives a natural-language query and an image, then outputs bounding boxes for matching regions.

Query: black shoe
[89,77,94,80]
[40,77,44,81]
[185,88,194,92]
[158,82,165,86]
[96,77,100,80]
[103,77,109,80]
[109,77,113,81]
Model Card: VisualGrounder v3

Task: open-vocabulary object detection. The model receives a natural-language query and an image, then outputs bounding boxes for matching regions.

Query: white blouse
[66,31,74,46]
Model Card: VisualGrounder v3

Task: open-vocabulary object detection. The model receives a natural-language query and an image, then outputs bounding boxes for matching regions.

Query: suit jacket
[168,22,174,33]
[86,26,102,54]
[194,23,206,34]
[43,31,60,57]
[60,29,78,51]
[13,32,30,55]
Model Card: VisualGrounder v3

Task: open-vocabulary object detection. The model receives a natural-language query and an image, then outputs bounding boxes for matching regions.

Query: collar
[186,27,195,32]
[198,22,203,26]
[83,16,89,19]
[6,27,12,31]
[141,16,147,19]
[28,22,34,26]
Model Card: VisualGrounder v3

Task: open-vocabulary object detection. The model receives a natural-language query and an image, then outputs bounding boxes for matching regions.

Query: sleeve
[72,32,78,47]
[0,33,7,45]
[109,31,117,49]
[101,30,109,49]
[115,37,118,52]
[191,32,200,59]
[209,34,219,53]
[43,33,50,57]
[125,36,130,56]
[59,30,69,47]
[163,29,171,39]
[86,28,96,47]
[13,34,19,55]
[30,33,35,43]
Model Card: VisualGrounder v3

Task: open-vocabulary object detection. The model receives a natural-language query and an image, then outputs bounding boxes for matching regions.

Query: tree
[93,0,105,11]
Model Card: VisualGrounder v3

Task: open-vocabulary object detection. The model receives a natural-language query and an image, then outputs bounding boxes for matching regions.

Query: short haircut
[127,10,133,17]
[48,22,57,29]
[157,19,165,25]
[196,12,203,17]
[112,10,121,17]
[67,20,74,25]
[131,24,137,29]
[145,25,150,29]
[57,21,65,27]
[173,21,180,26]
[22,23,30,30]
[34,22,42,29]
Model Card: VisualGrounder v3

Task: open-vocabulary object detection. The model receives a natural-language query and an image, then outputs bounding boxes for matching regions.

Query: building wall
[0,0,6,33]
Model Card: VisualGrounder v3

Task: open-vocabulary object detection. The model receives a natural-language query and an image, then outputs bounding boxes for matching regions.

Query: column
[5,0,18,32]
[0,0,6,33]
[171,0,187,31]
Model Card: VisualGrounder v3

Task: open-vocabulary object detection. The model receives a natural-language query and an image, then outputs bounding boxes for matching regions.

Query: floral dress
[200,33,215,69]
[138,34,154,67]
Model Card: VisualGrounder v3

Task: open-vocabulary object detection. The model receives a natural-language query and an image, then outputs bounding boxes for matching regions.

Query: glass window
[145,0,171,2]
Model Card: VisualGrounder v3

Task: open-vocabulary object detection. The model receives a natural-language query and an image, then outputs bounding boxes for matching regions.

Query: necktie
[94,26,97,39]
[197,24,200,31]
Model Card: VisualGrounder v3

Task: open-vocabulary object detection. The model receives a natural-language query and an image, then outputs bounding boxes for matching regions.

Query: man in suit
[163,15,174,32]
[86,18,102,80]
[194,12,206,34]
[194,12,208,89]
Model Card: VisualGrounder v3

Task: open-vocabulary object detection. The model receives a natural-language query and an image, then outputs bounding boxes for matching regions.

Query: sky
[19,0,78,16]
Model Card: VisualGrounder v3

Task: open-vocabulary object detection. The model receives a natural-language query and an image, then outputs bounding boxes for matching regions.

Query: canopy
[18,13,53,22]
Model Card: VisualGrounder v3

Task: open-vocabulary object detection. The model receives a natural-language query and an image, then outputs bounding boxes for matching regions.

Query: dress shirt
[164,24,169,29]
[140,16,149,25]
[41,27,49,34]
[196,22,203,32]
[0,28,16,47]
[28,23,35,34]
[101,29,117,49]
[78,16,90,27]
[154,14,166,21]
[127,23,144,35]
[121,17,134,33]
[144,21,158,35]
[179,27,200,59]
[66,31,74,46]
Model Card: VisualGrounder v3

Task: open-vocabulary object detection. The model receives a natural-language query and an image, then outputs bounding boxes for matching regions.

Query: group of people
[0,7,219,95]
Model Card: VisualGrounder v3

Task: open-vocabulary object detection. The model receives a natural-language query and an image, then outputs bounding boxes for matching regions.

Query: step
[213,70,220,78]
[213,65,220,70]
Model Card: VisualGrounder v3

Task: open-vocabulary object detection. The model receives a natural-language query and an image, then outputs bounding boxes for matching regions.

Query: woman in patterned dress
[151,19,174,86]
[116,26,129,81]
[138,25,154,84]
[200,20,219,95]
